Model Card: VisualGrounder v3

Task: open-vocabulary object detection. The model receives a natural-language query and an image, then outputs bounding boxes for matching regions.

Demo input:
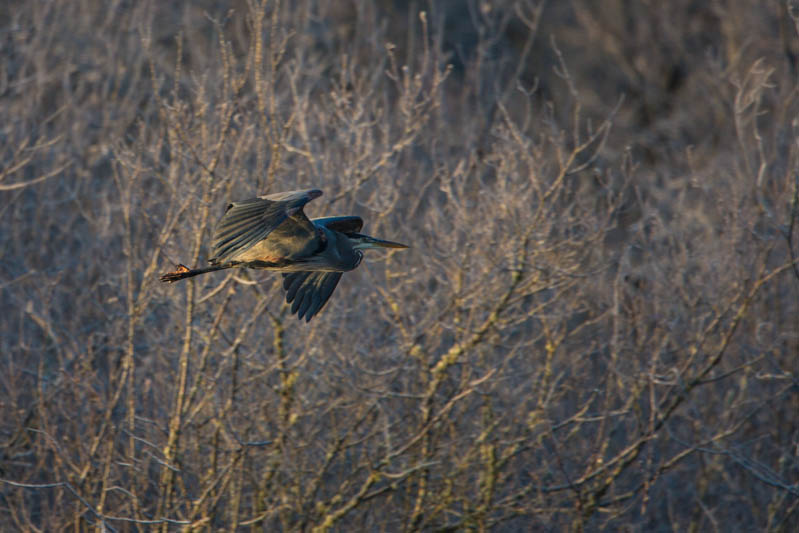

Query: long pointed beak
[354,234,409,249]
[373,238,408,248]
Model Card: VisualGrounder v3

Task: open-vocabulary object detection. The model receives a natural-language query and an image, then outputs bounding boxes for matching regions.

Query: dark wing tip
[311,216,364,234]
[281,271,343,323]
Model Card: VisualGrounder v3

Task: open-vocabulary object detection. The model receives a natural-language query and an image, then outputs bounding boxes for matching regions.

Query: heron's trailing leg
[159,263,232,283]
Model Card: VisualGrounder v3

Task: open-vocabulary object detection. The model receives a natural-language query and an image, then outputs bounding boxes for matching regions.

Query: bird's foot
[160,264,191,283]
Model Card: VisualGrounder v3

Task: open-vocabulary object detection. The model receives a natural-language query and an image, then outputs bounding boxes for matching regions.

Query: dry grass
[1,1,797,531]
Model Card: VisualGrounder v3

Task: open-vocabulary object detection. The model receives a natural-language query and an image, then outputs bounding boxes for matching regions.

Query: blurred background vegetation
[1,0,798,530]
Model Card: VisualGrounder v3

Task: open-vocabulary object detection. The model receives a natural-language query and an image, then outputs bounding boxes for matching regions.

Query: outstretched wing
[209,189,322,264]
[282,271,343,322]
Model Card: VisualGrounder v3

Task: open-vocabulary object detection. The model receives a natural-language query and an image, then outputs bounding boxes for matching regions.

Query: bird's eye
[356,251,363,266]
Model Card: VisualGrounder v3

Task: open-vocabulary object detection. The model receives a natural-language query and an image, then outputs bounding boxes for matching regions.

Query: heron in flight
[160,189,408,322]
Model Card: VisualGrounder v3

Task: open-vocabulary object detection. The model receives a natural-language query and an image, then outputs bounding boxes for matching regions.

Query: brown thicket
[1,1,797,531]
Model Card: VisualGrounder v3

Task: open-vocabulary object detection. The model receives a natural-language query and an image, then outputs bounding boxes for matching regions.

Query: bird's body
[160,189,407,321]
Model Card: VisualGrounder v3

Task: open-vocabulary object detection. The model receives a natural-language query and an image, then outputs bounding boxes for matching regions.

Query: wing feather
[209,189,322,264]
[311,216,364,234]
[282,271,343,322]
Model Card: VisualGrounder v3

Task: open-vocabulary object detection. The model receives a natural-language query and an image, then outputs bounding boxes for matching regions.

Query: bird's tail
[159,263,232,283]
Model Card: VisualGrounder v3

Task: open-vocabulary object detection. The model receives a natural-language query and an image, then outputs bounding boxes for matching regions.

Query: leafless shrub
[1,1,797,531]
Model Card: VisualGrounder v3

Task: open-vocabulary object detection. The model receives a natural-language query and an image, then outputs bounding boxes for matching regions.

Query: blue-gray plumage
[160,188,408,322]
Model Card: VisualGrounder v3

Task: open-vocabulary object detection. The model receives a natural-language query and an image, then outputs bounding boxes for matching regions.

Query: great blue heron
[160,188,408,322]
